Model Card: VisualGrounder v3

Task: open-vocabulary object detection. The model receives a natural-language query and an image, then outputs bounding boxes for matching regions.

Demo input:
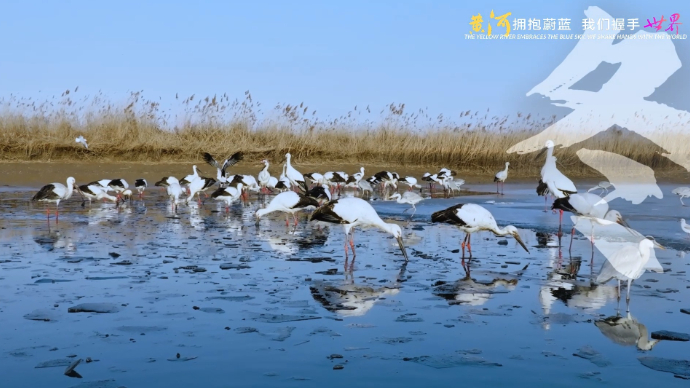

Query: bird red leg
[55,208,59,224]
[285,215,289,227]
[349,234,356,257]
[293,213,298,226]
[569,227,575,251]
[467,234,472,258]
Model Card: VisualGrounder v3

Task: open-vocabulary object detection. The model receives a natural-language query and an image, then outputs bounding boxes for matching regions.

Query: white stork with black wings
[202,151,244,186]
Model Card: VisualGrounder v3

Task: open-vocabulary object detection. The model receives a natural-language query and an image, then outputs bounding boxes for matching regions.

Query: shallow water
[1,171,690,387]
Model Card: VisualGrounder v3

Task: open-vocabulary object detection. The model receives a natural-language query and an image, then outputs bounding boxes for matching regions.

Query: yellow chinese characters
[470,10,512,36]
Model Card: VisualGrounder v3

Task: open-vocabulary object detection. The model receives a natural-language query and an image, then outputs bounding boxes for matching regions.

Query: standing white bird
[374,171,398,193]
[389,192,424,217]
[285,153,307,192]
[154,176,183,212]
[398,176,421,191]
[358,179,374,199]
[180,165,200,186]
[537,140,577,227]
[258,160,271,193]
[596,237,665,303]
[255,191,320,226]
[431,204,529,267]
[309,197,409,267]
[443,178,465,195]
[274,164,291,192]
[75,135,88,150]
[134,179,147,199]
[672,187,690,206]
[80,183,117,204]
[494,162,509,195]
[681,219,690,237]
[31,177,83,222]
[210,183,244,212]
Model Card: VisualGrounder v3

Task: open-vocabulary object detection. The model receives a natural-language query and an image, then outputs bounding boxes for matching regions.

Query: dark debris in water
[68,303,120,314]
[651,330,690,341]
[403,354,502,368]
[639,357,690,378]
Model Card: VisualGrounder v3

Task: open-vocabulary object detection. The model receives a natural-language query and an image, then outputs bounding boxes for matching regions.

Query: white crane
[134,179,147,199]
[274,164,291,192]
[79,183,117,204]
[309,197,409,266]
[398,176,421,191]
[595,237,664,304]
[285,152,307,192]
[494,162,509,195]
[537,140,577,225]
[31,177,83,222]
[258,160,271,193]
[154,176,183,212]
[389,192,424,217]
[210,183,243,212]
[75,135,88,150]
[180,165,201,190]
[672,187,690,206]
[255,191,320,226]
[431,203,529,268]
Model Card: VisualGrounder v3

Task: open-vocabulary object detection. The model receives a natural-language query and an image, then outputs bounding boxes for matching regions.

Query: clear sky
[1,0,688,123]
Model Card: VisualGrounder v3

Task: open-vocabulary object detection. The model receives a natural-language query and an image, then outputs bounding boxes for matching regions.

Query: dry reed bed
[0,90,686,176]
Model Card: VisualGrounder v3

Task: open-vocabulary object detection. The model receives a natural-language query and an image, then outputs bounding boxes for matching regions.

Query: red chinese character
[644,15,667,31]
[666,13,681,34]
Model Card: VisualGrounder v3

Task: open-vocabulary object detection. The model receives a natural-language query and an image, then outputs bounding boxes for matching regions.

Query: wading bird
[588,181,612,195]
[258,160,271,193]
[80,182,117,204]
[210,183,244,212]
[431,203,529,269]
[399,176,421,191]
[595,237,664,304]
[154,176,183,212]
[389,192,424,217]
[285,153,307,192]
[134,179,147,199]
[31,177,83,222]
[108,179,129,201]
[681,219,690,237]
[255,191,320,226]
[309,197,409,268]
[186,176,217,204]
[494,162,509,195]
[537,140,577,226]
[672,187,690,206]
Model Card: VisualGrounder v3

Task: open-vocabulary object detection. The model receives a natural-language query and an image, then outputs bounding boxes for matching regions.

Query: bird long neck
[193,165,198,176]
[263,161,269,172]
[504,164,509,173]
[491,225,510,236]
[65,180,74,199]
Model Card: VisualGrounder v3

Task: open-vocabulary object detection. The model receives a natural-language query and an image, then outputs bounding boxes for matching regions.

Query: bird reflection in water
[309,262,407,317]
[433,261,528,306]
[595,308,659,351]
[33,224,76,254]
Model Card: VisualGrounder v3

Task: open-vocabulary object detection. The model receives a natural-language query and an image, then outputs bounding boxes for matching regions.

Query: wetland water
[1,164,689,387]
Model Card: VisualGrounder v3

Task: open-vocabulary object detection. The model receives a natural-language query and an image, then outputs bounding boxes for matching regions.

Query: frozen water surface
[1,175,690,387]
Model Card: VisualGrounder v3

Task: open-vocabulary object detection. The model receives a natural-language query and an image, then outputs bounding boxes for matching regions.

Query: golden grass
[0,90,687,176]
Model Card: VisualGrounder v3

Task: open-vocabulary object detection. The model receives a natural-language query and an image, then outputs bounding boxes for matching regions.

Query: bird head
[504,226,529,253]
[644,236,665,250]
[155,177,170,187]
[506,162,510,167]
[535,140,555,160]
[387,224,409,261]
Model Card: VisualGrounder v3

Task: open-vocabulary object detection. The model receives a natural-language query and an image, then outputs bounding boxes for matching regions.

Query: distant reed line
[0,90,685,176]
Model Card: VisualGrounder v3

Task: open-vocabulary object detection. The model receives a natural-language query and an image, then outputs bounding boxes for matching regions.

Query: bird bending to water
[210,183,243,212]
[107,179,129,201]
[154,176,183,212]
[80,183,117,204]
[494,162,509,195]
[32,177,83,222]
[255,191,320,226]
[309,197,409,268]
[596,236,664,304]
[431,203,529,269]
[389,192,424,217]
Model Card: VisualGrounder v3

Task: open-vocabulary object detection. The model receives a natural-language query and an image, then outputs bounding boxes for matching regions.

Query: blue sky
[1,0,688,123]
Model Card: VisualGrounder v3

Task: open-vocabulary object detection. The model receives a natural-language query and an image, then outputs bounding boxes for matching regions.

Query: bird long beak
[513,233,530,253]
[397,236,409,261]
[616,216,632,229]
[534,147,547,160]
[654,240,666,250]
